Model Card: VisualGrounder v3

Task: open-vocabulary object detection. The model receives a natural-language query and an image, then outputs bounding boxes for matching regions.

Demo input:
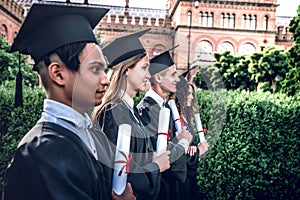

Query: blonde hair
[92,53,146,121]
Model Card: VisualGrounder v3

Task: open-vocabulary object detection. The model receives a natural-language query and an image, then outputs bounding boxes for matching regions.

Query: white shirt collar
[39,99,97,159]
[121,90,134,109]
[121,90,140,123]
[145,89,165,108]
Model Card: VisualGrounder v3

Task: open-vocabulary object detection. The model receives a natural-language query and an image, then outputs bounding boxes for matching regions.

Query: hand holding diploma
[112,183,136,200]
[168,99,182,133]
[156,107,170,156]
[113,124,132,195]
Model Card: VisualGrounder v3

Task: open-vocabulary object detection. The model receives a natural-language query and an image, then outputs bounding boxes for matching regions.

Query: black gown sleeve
[97,104,161,200]
[2,123,110,200]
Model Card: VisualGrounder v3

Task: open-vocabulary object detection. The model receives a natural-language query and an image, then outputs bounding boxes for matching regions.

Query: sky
[276,0,299,17]
[50,0,299,17]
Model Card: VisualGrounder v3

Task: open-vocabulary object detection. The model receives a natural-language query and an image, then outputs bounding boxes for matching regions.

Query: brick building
[0,0,23,43]
[1,0,296,71]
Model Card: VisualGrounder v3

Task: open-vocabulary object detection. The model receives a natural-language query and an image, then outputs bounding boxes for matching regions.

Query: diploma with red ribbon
[156,107,170,156]
[194,113,206,143]
[113,124,132,195]
[168,99,183,134]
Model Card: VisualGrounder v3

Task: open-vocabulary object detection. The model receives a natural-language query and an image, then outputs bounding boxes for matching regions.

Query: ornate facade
[0,0,23,43]
[1,0,295,71]
[168,0,294,69]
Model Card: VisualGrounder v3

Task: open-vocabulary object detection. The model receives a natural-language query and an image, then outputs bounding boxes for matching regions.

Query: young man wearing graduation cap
[2,3,135,200]
[137,47,193,200]
[92,28,170,200]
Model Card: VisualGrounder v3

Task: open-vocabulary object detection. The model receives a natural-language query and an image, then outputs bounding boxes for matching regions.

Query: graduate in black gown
[171,76,209,200]
[92,29,170,200]
[2,3,135,200]
[137,48,193,200]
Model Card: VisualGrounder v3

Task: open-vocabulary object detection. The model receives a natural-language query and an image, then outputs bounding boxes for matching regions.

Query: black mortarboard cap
[10,3,109,63]
[102,28,150,68]
[149,45,179,76]
[180,65,199,78]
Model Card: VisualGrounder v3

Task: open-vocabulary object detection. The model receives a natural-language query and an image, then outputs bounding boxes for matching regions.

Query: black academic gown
[138,96,187,200]
[2,122,110,200]
[96,102,161,200]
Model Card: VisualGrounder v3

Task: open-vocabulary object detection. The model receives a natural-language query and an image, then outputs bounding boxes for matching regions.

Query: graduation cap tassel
[14,52,23,107]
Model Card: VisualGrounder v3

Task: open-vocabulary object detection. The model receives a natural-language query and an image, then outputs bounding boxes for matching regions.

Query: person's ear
[48,62,67,86]
[153,74,161,83]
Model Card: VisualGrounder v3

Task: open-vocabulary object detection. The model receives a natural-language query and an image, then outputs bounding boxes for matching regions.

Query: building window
[199,12,213,27]
[221,13,234,29]
[250,15,257,30]
[239,43,256,55]
[230,14,235,29]
[152,44,166,57]
[193,40,214,66]
[199,12,203,26]
[188,11,192,26]
[218,41,235,54]
[221,13,225,27]
[242,14,246,28]
[264,15,269,31]
[242,14,257,30]
[0,24,7,39]
[245,15,251,29]
[208,12,213,27]
[203,12,208,27]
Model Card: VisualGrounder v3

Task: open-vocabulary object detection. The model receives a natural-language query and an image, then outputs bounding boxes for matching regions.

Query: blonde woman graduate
[92,29,170,200]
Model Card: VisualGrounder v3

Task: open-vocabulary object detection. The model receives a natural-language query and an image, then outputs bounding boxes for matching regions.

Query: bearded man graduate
[2,3,135,200]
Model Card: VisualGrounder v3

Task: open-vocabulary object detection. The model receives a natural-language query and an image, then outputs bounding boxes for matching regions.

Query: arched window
[152,44,166,57]
[245,15,251,29]
[221,13,225,27]
[229,14,235,28]
[242,14,247,29]
[203,12,208,27]
[221,13,235,29]
[242,14,257,30]
[208,12,214,27]
[200,12,213,27]
[1,24,7,39]
[218,41,235,54]
[250,15,257,30]
[193,40,214,66]
[264,15,269,31]
[188,11,192,26]
[239,43,256,55]
[199,12,203,26]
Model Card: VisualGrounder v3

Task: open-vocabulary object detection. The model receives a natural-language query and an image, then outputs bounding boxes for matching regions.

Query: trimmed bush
[0,81,45,192]
[197,90,300,199]
[1,85,299,199]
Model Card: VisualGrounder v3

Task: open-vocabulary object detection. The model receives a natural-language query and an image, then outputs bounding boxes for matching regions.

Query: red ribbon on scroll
[115,150,132,176]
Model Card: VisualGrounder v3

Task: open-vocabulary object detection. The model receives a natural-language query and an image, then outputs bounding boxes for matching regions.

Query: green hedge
[0,81,45,193]
[197,90,300,199]
[1,84,299,199]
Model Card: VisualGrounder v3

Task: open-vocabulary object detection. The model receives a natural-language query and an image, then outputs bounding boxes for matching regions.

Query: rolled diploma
[113,124,132,195]
[194,113,206,143]
[168,99,182,133]
[156,107,170,156]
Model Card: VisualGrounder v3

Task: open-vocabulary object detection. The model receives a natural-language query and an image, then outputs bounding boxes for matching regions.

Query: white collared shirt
[38,99,98,159]
[121,91,139,123]
[144,89,165,108]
